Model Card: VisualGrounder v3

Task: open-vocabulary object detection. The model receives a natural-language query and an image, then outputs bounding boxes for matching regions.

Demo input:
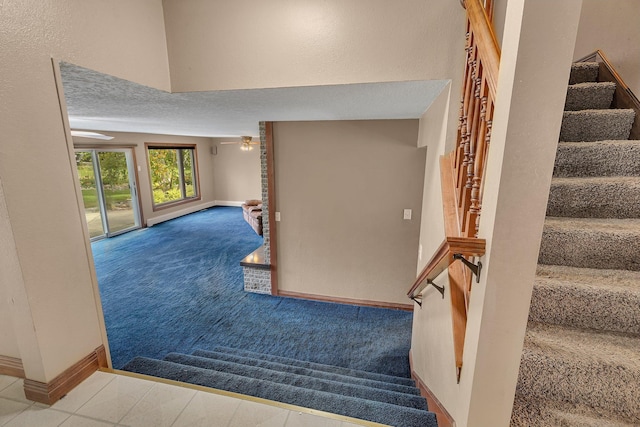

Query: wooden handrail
[409,0,499,382]
[408,237,486,299]
[465,0,500,99]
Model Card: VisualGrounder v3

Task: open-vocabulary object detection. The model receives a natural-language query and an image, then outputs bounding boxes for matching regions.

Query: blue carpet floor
[92,206,413,377]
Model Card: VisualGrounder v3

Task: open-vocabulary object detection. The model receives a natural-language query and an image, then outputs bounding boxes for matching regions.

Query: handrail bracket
[427,279,445,298]
[453,253,482,283]
[410,294,423,307]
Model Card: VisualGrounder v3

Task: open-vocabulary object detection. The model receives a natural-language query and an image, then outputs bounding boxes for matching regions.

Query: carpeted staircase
[123,346,438,426]
[511,62,640,425]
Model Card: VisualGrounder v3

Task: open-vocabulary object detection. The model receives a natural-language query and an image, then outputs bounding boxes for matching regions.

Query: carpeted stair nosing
[122,357,438,427]
[205,345,416,387]
[190,349,420,396]
[539,217,640,271]
[530,265,640,334]
[516,322,640,424]
[568,62,599,85]
[565,81,615,111]
[547,176,640,218]
[511,394,637,427]
[559,109,635,142]
[164,352,427,410]
[554,140,640,177]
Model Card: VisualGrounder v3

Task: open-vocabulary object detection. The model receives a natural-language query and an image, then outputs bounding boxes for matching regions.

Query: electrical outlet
[275,212,281,222]
[403,209,412,220]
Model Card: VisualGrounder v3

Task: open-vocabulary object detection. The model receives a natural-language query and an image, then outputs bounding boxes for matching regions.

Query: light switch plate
[275,212,281,222]
[403,209,412,220]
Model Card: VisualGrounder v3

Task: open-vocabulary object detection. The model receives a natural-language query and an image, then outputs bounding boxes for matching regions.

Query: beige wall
[0,0,169,381]
[73,132,216,226]
[0,181,22,360]
[162,0,466,92]
[495,0,639,95]
[410,1,583,425]
[273,120,425,305]
[212,139,262,203]
[574,0,640,95]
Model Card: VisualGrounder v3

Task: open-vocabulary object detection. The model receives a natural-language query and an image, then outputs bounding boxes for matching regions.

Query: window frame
[145,142,201,211]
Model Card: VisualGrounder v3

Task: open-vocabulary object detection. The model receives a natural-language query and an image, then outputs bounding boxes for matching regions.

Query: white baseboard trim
[147,201,217,227]
[214,200,244,207]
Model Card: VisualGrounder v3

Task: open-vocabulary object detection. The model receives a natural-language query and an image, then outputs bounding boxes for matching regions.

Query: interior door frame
[75,145,144,240]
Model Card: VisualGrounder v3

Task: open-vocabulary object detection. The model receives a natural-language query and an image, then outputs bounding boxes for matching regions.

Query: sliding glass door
[75,148,141,240]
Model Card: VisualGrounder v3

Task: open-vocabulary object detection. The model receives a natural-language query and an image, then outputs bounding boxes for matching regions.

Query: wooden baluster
[467,72,488,235]
[461,66,481,233]
[455,31,473,177]
[476,104,493,236]
[458,50,475,201]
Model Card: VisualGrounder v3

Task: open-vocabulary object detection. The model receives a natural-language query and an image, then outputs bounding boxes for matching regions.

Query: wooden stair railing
[409,0,499,382]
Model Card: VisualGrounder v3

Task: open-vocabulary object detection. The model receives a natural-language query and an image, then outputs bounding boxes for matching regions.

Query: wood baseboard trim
[409,350,455,427]
[278,290,413,311]
[23,345,107,405]
[0,356,25,378]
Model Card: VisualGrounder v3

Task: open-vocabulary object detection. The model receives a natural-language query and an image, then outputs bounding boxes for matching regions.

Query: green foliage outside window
[148,147,198,206]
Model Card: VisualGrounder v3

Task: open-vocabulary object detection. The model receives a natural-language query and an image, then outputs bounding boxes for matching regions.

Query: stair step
[511,394,637,427]
[547,176,640,218]
[560,109,635,142]
[565,82,615,111]
[190,349,420,396]
[539,217,640,270]
[517,322,640,424]
[164,353,427,410]
[569,62,599,85]
[206,345,416,387]
[554,140,640,178]
[122,357,438,427]
[531,265,640,334]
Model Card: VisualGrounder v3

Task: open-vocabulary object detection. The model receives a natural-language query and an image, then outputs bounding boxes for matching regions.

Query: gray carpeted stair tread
[554,140,640,177]
[565,82,615,111]
[539,217,640,270]
[207,345,415,387]
[547,176,640,218]
[164,353,427,410]
[517,322,640,424]
[531,265,640,334]
[511,394,637,427]
[122,357,437,427]
[569,62,599,85]
[560,109,635,142]
[190,349,420,396]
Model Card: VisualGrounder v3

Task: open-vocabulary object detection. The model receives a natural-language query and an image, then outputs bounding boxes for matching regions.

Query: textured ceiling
[60,62,448,138]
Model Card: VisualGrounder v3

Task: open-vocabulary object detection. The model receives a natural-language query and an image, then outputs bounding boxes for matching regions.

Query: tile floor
[0,372,368,427]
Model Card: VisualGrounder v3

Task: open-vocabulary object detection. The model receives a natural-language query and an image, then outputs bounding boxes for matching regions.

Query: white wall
[211,139,261,203]
[73,132,216,226]
[273,120,425,306]
[0,0,170,381]
[574,0,640,95]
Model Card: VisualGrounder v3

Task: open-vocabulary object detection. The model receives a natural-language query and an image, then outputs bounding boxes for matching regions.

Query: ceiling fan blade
[219,141,240,145]
[70,130,114,140]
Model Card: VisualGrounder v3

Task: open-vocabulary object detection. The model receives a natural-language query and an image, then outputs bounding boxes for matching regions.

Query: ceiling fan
[220,136,260,151]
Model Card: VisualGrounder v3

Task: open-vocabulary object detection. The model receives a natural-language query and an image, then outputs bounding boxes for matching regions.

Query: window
[146,144,200,209]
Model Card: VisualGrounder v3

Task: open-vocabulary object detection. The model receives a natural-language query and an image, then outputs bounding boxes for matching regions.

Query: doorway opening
[75,148,141,240]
